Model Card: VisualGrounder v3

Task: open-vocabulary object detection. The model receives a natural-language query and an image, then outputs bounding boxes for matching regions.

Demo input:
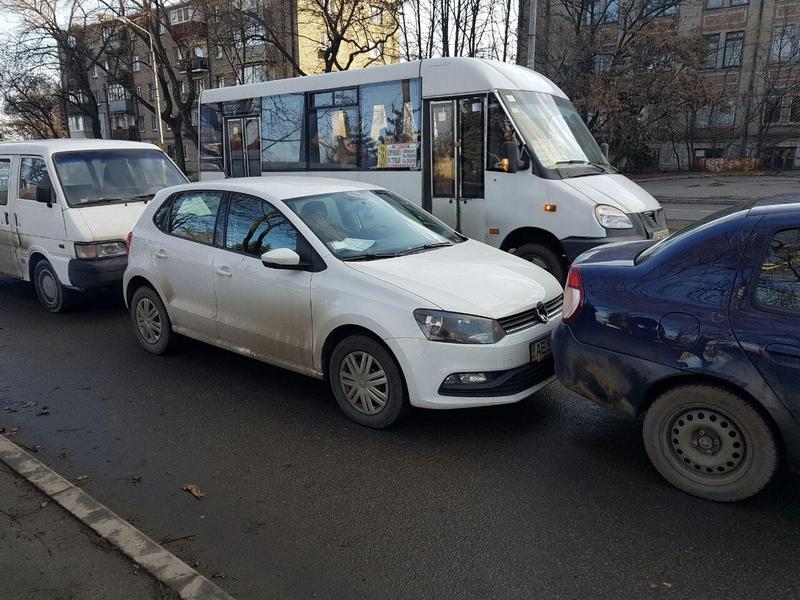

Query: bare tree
[0,54,66,139]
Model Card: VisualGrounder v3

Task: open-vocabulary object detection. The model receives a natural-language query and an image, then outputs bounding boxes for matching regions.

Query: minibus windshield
[286,189,464,261]
[499,90,609,171]
[53,149,187,207]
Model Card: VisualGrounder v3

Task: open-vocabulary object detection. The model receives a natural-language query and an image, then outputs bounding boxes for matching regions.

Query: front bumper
[67,256,128,289]
[387,324,557,410]
[562,210,668,262]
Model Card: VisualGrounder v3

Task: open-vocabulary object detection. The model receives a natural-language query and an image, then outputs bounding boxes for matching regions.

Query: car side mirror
[261,248,304,270]
[501,141,519,173]
[35,174,53,206]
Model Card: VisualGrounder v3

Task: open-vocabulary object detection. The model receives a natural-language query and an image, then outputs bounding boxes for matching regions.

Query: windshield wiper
[396,242,453,256]
[342,251,402,262]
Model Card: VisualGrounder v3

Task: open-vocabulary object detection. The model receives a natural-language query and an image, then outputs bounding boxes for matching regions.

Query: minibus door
[225,116,261,177]
[0,155,21,277]
[429,101,459,230]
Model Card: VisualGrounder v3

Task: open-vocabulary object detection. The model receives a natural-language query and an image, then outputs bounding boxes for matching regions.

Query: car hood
[345,240,562,319]
[561,174,661,213]
[72,202,149,241]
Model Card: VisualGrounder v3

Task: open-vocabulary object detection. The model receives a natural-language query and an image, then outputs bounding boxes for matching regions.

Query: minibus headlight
[74,241,128,259]
[595,205,633,229]
[413,309,506,344]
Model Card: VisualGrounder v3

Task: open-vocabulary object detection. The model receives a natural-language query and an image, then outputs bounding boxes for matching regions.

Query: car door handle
[766,344,800,360]
[154,250,168,260]
[214,267,233,278]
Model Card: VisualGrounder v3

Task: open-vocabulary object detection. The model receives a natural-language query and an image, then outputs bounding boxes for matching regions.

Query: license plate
[652,229,669,241]
[530,335,552,364]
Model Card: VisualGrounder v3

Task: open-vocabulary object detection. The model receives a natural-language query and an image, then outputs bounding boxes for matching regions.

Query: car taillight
[126,232,133,255]
[562,266,584,324]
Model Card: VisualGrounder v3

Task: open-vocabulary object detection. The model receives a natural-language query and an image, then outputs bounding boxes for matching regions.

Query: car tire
[130,286,173,355]
[643,384,778,502]
[33,260,78,313]
[329,335,408,428]
[513,243,565,284]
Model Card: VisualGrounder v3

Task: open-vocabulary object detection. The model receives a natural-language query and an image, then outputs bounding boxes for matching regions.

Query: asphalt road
[1,277,799,600]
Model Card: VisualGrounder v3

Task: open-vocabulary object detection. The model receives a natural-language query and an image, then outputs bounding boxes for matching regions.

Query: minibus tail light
[562,267,584,324]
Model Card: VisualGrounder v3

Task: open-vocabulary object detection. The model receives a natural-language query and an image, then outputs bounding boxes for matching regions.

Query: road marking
[0,434,236,600]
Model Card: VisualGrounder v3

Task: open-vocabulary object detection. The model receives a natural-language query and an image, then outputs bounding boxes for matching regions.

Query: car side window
[165,191,223,244]
[18,157,48,201]
[756,228,800,313]
[225,193,298,257]
[0,159,10,205]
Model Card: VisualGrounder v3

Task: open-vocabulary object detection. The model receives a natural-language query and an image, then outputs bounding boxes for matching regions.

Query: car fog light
[443,373,489,385]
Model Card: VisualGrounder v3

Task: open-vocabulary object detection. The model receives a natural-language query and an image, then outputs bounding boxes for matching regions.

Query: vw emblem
[535,301,549,323]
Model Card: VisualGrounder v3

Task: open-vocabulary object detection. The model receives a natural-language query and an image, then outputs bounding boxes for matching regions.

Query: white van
[0,140,187,311]
[199,57,668,282]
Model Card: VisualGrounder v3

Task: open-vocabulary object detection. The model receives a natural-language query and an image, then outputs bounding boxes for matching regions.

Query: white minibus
[0,140,187,311]
[199,57,667,282]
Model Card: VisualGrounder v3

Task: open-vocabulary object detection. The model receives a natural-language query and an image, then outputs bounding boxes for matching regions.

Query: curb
[0,434,236,600]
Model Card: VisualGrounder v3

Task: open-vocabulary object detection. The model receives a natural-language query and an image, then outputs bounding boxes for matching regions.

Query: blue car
[553,197,800,501]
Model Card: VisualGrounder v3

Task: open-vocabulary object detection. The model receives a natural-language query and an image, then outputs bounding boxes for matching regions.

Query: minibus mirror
[501,141,519,173]
[35,175,53,206]
[261,248,302,269]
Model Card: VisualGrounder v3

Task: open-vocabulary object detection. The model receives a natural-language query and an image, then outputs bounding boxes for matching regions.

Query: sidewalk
[0,460,179,600]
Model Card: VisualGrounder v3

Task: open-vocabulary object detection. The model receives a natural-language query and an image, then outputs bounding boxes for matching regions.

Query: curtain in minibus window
[200,103,224,172]
[261,93,304,169]
[359,79,421,170]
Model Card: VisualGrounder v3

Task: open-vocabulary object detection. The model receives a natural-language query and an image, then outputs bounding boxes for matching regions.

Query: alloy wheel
[338,351,389,415]
[135,297,162,345]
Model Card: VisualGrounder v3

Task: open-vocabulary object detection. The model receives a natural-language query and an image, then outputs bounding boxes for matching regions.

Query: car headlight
[595,205,633,229]
[413,309,506,344]
[74,241,128,259]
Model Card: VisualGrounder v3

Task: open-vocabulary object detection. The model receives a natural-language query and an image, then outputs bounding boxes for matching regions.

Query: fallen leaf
[20,401,38,409]
[76,475,88,483]
[36,408,50,416]
[182,483,205,499]
[40,501,48,508]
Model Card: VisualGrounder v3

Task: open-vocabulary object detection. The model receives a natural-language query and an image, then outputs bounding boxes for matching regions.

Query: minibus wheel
[513,243,565,283]
[33,260,77,313]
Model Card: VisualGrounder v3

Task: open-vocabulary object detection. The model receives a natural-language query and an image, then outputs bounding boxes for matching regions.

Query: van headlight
[413,309,506,344]
[74,241,128,259]
[595,205,633,229]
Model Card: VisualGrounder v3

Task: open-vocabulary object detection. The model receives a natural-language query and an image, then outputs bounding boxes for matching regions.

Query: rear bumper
[67,256,128,288]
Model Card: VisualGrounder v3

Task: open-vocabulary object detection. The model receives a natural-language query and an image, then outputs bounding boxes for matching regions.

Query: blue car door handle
[765,344,800,361]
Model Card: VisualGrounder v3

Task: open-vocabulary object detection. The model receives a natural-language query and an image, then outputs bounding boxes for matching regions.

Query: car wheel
[329,335,408,428]
[643,384,778,502]
[131,286,173,355]
[513,243,565,284]
[33,260,77,313]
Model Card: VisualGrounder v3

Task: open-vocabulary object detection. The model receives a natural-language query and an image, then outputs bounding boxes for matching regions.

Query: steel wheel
[338,350,389,415]
[135,297,162,345]
[38,269,59,306]
[661,405,750,486]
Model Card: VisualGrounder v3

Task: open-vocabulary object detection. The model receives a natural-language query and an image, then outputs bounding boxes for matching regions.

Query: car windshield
[53,149,187,207]
[500,90,609,170]
[285,189,464,260]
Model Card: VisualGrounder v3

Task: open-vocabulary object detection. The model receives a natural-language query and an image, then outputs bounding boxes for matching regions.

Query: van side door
[0,155,21,277]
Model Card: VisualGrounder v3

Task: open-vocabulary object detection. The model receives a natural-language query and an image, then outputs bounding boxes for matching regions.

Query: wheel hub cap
[135,298,162,345]
[668,407,746,476]
[339,351,389,416]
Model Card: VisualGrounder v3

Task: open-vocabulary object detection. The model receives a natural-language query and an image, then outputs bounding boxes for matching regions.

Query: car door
[730,215,800,421]
[213,192,313,369]
[15,155,68,247]
[152,190,225,340]
[0,156,21,277]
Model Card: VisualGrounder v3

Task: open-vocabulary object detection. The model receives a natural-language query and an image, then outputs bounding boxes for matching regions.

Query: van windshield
[499,90,609,171]
[53,149,187,207]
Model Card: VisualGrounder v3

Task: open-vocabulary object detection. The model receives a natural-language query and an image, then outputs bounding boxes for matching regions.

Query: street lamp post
[101,14,165,149]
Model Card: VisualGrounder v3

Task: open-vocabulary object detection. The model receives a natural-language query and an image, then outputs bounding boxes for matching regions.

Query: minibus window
[18,158,49,201]
[53,149,187,207]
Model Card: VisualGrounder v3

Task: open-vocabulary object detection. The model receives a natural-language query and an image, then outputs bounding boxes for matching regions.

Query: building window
[645,0,678,16]
[764,95,784,124]
[175,48,183,61]
[68,115,88,132]
[704,33,720,68]
[170,7,191,24]
[215,45,223,59]
[216,75,225,88]
[191,109,199,126]
[593,49,615,72]
[791,97,800,123]
[772,25,799,63]
[133,55,141,71]
[152,115,158,131]
[193,45,206,58]
[107,83,128,101]
[197,78,207,92]
[243,64,268,84]
[138,116,145,131]
[722,31,744,67]
[586,0,620,24]
[706,0,747,7]
[148,84,155,102]
[695,103,735,128]
[135,85,143,98]
[91,64,98,78]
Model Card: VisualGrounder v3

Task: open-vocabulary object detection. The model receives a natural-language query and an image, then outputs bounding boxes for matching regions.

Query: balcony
[108,98,134,113]
[110,126,140,141]
[179,57,209,75]
[172,20,208,39]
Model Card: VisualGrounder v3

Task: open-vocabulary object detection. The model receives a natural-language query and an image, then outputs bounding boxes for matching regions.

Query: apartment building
[527,0,800,170]
[62,0,399,177]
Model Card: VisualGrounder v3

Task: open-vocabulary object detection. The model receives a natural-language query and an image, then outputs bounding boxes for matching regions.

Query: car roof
[0,139,162,156]
[166,176,384,202]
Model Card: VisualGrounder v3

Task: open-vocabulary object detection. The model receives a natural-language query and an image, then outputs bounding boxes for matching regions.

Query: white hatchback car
[123,178,563,427]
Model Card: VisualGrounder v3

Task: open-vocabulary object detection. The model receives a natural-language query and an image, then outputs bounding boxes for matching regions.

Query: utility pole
[526,0,536,69]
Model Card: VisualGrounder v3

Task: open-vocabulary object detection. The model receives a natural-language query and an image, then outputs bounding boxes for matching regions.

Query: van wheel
[513,243,565,284]
[329,335,408,428]
[643,384,778,502]
[131,286,173,355]
[33,260,77,313]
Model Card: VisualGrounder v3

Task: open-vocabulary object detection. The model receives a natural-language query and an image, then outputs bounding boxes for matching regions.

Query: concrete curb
[0,434,236,600]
